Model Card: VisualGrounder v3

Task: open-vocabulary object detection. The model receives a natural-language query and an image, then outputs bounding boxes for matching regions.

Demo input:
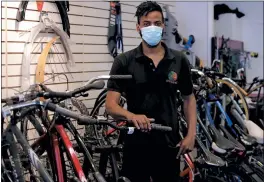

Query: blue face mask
[141,26,163,47]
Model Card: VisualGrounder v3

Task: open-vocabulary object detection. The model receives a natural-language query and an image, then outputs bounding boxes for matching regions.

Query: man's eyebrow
[143,20,162,23]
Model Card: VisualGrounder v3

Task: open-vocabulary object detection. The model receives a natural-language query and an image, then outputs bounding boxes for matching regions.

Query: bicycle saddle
[234,124,257,146]
[196,137,226,167]
[203,149,226,167]
[218,125,245,151]
[208,125,235,151]
[243,119,264,144]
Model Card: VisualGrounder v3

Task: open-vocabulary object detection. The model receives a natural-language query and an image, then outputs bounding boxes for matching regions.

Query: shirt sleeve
[178,54,193,96]
[107,57,126,93]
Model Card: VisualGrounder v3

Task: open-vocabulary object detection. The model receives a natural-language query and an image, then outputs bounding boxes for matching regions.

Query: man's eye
[155,22,162,26]
[144,22,150,26]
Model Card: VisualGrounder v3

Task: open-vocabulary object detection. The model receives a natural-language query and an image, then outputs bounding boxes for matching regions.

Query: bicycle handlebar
[50,102,172,132]
[84,75,133,86]
[2,100,172,132]
[2,81,105,105]
[40,80,105,99]
[49,103,171,132]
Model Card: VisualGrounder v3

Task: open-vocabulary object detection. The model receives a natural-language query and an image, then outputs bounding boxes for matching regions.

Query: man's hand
[176,134,195,159]
[127,114,151,131]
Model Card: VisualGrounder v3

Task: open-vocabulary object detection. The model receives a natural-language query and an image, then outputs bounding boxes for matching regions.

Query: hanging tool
[16,1,70,37]
[108,1,123,58]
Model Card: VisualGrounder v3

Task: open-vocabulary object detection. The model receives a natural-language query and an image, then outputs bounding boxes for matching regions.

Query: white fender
[244,120,264,144]
[211,142,226,154]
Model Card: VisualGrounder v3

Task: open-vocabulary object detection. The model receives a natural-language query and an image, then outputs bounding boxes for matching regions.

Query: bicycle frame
[30,115,88,182]
[180,153,195,182]
[55,124,87,182]
[2,121,54,182]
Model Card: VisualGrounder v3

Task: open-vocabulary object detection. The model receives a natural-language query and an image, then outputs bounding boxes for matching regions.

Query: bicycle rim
[216,79,249,119]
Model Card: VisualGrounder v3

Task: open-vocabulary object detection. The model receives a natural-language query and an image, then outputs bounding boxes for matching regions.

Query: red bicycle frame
[180,153,195,182]
[55,124,87,182]
[31,124,88,182]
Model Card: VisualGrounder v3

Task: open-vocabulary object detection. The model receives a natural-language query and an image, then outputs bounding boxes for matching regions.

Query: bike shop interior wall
[1,1,175,110]
[214,2,264,82]
[172,2,214,67]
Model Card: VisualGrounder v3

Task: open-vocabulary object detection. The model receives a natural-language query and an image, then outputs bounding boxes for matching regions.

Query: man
[105,1,197,182]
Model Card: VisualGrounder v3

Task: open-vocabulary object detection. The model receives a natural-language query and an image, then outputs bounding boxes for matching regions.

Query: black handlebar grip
[151,124,172,132]
[43,91,72,99]
[72,81,105,96]
[109,75,133,79]
[77,116,98,125]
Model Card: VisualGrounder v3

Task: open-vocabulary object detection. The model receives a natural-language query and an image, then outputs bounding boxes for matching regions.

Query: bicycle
[190,69,264,181]
[2,95,172,182]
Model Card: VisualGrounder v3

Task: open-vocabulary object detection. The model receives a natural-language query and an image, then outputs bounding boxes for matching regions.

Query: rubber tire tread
[70,98,93,138]
[2,131,25,182]
[21,113,56,181]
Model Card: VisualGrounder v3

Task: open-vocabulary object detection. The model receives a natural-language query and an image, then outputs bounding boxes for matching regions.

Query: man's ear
[136,24,140,33]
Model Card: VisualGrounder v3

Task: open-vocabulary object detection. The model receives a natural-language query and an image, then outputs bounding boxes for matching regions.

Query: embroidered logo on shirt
[166,71,178,84]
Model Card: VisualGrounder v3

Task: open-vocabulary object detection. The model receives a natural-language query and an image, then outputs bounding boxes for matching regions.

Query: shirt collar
[135,41,175,61]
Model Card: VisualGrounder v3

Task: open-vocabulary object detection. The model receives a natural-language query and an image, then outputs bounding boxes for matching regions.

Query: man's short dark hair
[135,1,164,24]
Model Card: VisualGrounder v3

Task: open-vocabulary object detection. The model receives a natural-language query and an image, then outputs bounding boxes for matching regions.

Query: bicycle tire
[21,106,87,181]
[70,98,92,133]
[20,98,91,181]
[90,95,127,145]
[216,78,249,119]
[2,130,25,182]
[4,124,54,182]
[90,95,126,180]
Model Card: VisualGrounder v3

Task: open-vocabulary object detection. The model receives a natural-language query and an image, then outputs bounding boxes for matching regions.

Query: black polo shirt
[107,42,193,147]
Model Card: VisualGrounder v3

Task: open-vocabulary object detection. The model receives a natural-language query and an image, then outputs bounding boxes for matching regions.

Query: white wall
[214,2,264,82]
[1,1,174,108]
[170,2,214,66]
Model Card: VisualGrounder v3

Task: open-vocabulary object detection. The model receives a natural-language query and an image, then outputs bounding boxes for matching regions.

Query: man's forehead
[141,15,163,22]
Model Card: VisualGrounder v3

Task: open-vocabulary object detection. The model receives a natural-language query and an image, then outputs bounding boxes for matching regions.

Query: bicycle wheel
[90,95,127,180]
[90,94,127,146]
[216,78,249,120]
[2,130,25,182]
[19,107,57,181]
[4,124,53,182]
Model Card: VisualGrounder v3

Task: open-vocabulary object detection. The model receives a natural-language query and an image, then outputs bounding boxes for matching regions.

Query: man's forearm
[183,94,197,136]
[106,103,134,119]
